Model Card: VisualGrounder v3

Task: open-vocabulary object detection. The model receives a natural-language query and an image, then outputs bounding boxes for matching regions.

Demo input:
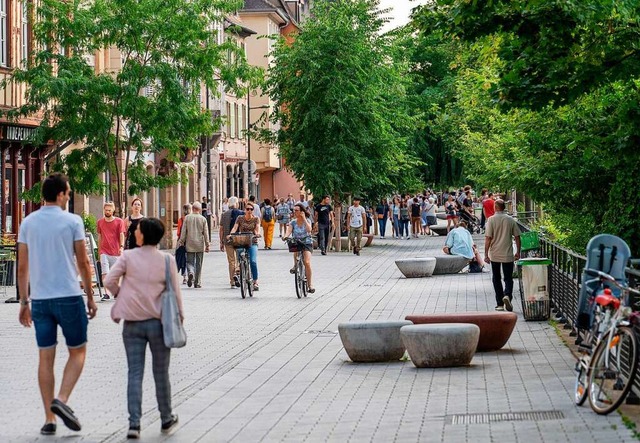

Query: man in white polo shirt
[346,196,367,256]
[17,173,97,436]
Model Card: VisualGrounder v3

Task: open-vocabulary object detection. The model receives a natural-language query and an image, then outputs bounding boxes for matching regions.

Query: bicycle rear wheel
[588,326,638,415]
[239,257,247,299]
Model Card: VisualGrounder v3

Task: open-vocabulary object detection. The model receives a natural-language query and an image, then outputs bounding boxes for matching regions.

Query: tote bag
[161,255,187,348]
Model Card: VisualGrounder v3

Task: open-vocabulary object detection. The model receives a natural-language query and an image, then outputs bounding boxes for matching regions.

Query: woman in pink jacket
[105,218,184,439]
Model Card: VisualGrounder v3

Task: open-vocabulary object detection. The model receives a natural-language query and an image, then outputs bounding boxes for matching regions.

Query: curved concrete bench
[401,323,479,368]
[405,312,517,352]
[395,258,437,278]
[432,255,469,275]
[338,320,412,362]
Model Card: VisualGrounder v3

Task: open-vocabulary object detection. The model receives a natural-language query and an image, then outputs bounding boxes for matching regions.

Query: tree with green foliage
[265,0,421,201]
[409,1,640,252]
[5,0,259,214]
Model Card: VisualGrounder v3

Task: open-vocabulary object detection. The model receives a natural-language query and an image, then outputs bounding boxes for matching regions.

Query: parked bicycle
[574,268,640,414]
[228,233,255,299]
[284,236,312,299]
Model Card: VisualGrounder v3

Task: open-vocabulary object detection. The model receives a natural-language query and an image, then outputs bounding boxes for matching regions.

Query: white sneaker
[495,306,505,311]
[503,296,513,312]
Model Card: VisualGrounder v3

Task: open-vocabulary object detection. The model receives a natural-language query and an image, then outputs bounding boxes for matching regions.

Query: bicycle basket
[520,231,540,252]
[287,240,300,253]
[229,234,253,248]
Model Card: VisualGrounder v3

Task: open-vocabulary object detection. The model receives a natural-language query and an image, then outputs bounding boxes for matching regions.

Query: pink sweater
[106,246,184,322]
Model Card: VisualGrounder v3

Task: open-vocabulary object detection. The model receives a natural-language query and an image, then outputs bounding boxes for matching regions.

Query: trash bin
[517,257,552,321]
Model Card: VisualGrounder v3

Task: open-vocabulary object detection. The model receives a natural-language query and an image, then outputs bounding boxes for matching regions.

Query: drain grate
[447,410,564,425]
[303,330,338,335]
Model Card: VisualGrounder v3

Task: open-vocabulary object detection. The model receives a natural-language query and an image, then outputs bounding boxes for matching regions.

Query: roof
[224,15,257,37]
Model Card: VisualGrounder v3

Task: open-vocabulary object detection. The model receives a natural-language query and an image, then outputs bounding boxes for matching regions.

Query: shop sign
[4,125,37,142]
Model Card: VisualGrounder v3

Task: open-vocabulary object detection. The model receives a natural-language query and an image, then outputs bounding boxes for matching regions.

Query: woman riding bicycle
[228,203,261,291]
[284,203,315,293]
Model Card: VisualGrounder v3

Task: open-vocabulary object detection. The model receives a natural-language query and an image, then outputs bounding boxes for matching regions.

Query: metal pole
[206,87,212,237]
[247,92,252,198]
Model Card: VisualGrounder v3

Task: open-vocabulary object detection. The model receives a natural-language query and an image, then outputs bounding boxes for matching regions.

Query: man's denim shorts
[31,296,88,349]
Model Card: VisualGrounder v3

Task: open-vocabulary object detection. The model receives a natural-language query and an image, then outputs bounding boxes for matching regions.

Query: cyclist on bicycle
[228,203,261,291]
[284,203,315,293]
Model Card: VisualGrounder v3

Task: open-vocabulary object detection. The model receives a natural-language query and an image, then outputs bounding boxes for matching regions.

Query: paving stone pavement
[0,231,637,442]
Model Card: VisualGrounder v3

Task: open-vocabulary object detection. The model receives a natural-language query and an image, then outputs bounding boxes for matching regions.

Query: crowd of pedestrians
[16,174,520,439]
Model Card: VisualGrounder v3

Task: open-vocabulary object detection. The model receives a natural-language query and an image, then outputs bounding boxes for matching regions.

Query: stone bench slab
[338,320,412,363]
[401,323,479,368]
[395,258,437,278]
[433,255,469,275]
[405,311,517,352]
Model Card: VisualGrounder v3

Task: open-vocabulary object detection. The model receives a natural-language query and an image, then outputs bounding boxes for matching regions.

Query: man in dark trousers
[484,199,521,311]
[314,195,334,255]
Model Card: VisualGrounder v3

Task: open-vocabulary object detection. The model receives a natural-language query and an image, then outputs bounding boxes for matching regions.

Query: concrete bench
[431,226,449,236]
[400,323,479,368]
[405,312,517,352]
[432,255,469,275]
[395,258,437,278]
[362,233,374,247]
[331,237,366,251]
[338,320,412,362]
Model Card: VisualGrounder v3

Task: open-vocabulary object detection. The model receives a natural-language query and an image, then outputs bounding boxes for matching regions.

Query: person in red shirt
[97,202,125,300]
[482,192,496,225]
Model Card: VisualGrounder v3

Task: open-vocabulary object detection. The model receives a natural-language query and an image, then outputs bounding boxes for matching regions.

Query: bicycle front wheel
[295,259,304,299]
[239,257,247,299]
[574,356,589,406]
[588,326,638,415]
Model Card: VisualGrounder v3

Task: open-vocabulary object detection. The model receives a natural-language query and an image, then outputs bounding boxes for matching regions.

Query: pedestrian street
[0,234,636,442]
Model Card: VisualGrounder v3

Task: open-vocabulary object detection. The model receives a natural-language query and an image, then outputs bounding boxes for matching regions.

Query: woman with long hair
[124,198,145,250]
[284,203,315,293]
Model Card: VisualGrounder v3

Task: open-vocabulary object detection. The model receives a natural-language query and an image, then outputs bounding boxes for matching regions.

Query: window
[230,103,236,138]
[226,102,231,137]
[241,104,246,137]
[0,0,7,67]
[22,1,29,63]
[234,103,239,139]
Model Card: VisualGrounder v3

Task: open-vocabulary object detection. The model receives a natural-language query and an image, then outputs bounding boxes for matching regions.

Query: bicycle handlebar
[584,268,640,296]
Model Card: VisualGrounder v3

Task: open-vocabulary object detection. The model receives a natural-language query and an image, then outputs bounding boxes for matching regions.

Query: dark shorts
[31,296,88,349]
[427,216,437,226]
[446,215,457,220]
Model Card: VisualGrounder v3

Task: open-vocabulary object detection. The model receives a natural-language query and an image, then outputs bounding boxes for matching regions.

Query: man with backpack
[261,198,276,250]
[219,197,241,288]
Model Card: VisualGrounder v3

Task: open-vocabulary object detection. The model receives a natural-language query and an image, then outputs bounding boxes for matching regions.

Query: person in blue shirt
[284,203,315,293]
[17,173,98,435]
[442,221,483,266]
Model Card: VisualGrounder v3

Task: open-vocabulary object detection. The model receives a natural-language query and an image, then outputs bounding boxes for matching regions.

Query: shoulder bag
[161,255,187,348]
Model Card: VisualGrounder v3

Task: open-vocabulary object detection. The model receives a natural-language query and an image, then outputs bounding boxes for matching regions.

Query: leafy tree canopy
[265,0,421,201]
[6,0,261,213]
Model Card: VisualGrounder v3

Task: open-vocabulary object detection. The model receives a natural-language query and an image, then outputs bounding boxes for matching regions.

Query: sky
[379,0,430,32]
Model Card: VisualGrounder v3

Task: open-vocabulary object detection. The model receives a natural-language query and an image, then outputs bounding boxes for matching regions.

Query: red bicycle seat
[595,288,620,309]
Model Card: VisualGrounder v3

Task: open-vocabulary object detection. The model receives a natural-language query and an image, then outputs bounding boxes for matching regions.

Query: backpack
[263,206,273,222]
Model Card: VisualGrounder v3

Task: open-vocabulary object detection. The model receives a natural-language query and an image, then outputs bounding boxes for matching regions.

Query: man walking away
[315,195,334,255]
[346,196,367,256]
[97,201,125,300]
[484,199,521,311]
[178,201,210,288]
[18,173,98,435]
[220,197,241,288]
